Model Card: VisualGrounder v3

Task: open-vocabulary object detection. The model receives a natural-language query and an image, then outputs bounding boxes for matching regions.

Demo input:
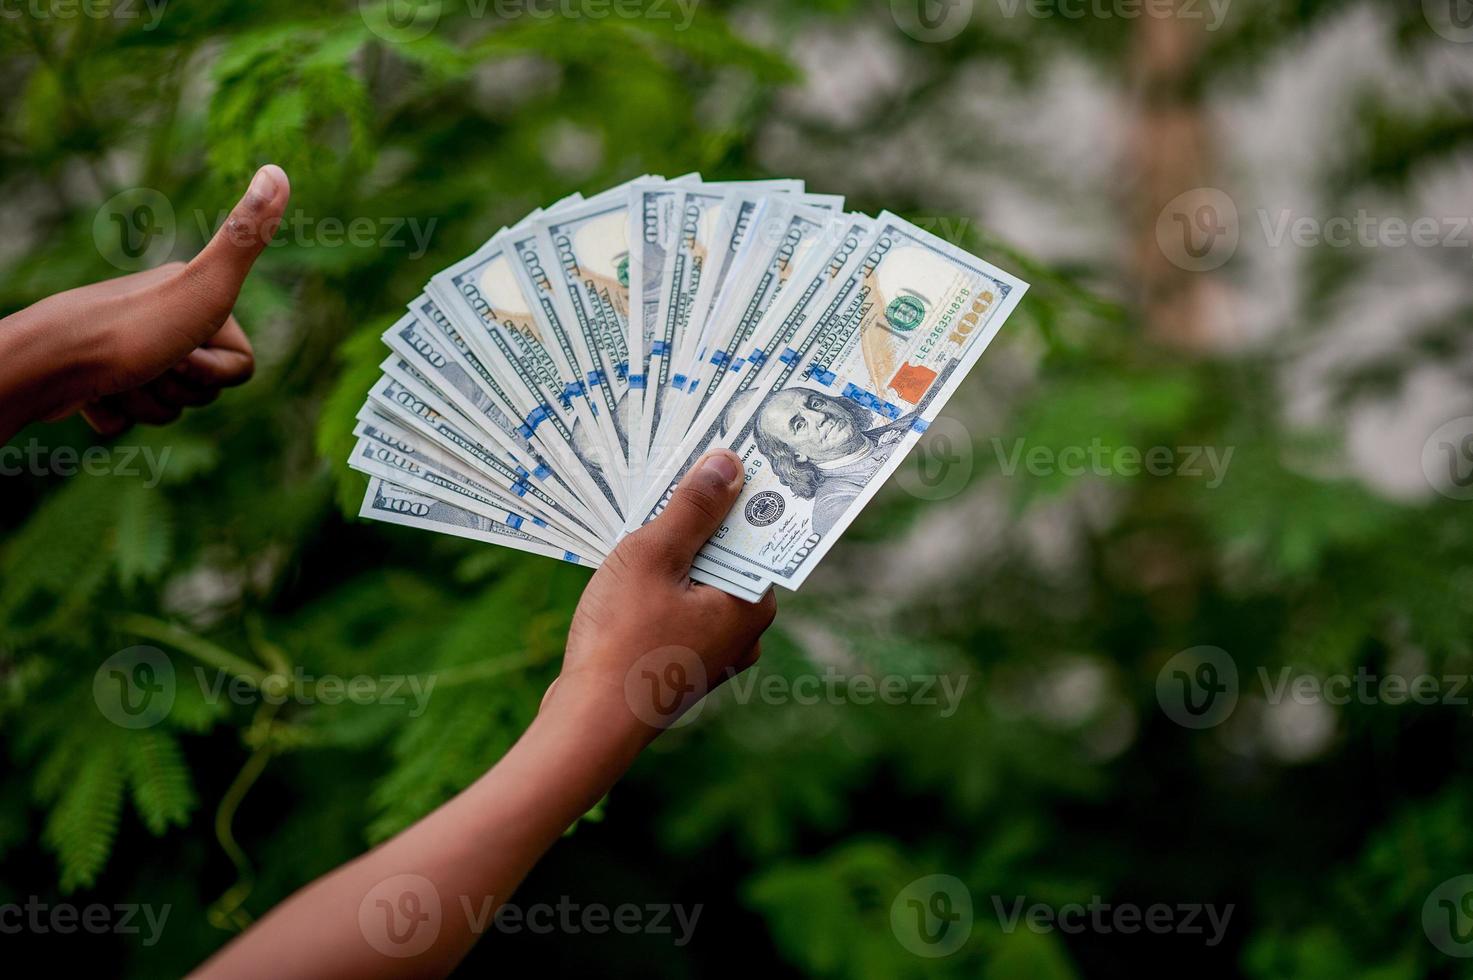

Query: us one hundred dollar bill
[353,178,1028,602]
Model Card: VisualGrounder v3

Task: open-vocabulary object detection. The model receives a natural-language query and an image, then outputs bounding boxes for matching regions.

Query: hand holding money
[352,174,1028,598]
[0,165,289,442]
[547,449,776,735]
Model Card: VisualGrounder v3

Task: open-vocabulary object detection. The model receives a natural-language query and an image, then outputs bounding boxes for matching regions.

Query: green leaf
[113,484,173,589]
[41,737,126,893]
[123,729,197,836]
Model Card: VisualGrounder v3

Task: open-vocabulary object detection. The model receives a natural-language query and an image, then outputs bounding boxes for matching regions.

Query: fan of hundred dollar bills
[350,175,1028,600]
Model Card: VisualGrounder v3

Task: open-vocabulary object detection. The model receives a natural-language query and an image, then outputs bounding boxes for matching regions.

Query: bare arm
[195,450,775,979]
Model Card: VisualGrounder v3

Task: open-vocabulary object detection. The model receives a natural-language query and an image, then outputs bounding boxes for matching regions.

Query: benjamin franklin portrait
[737,357,958,536]
[749,387,912,536]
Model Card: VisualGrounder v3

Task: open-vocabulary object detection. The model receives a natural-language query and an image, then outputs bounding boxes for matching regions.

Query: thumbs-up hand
[0,165,290,442]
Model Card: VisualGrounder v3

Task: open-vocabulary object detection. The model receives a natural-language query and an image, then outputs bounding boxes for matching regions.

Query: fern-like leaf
[113,484,173,589]
[41,738,126,893]
[123,730,197,836]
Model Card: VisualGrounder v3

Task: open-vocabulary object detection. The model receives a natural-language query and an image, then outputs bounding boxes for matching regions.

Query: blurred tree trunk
[1128,5,1232,349]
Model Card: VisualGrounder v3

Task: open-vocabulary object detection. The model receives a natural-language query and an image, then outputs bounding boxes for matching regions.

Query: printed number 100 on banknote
[686,214,1029,592]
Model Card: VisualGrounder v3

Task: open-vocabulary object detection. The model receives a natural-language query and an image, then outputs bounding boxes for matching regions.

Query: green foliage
[40,736,127,893]
[2,0,1471,976]
[208,22,376,194]
[123,729,197,836]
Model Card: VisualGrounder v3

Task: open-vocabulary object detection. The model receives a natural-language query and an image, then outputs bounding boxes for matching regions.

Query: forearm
[194,446,772,978]
[0,302,107,443]
[194,680,648,979]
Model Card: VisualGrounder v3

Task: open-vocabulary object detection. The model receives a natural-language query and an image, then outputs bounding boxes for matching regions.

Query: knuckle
[709,588,776,632]
[706,589,755,622]
[603,541,641,576]
[177,262,236,321]
[612,530,674,575]
[673,483,728,526]
[757,591,778,628]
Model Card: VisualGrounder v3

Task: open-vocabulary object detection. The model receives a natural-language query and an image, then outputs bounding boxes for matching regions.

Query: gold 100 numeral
[948,291,995,346]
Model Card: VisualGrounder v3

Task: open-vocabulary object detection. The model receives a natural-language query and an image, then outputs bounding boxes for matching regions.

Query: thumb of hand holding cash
[353,174,1029,601]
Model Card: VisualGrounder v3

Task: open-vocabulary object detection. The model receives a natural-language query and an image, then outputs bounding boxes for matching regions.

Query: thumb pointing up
[153,164,291,349]
[193,165,291,293]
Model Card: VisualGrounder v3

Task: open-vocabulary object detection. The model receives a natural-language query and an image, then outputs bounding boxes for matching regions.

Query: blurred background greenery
[3,0,1473,975]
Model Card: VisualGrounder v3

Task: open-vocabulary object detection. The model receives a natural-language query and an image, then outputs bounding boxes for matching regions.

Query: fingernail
[699,451,741,487]
[246,164,282,205]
